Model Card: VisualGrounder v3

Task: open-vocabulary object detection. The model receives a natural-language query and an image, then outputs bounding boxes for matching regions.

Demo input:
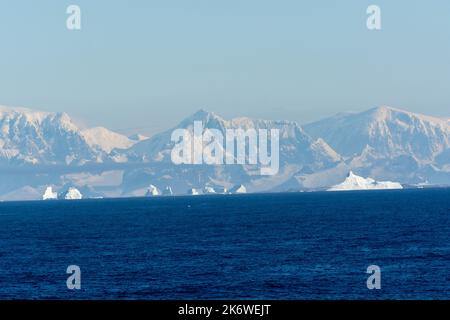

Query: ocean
[0,189,449,299]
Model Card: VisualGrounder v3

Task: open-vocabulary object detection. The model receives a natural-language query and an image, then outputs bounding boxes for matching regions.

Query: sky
[0,0,449,136]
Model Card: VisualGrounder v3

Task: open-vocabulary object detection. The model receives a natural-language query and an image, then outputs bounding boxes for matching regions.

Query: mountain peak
[178,109,225,127]
[0,105,52,123]
[370,105,409,113]
[305,105,450,160]
[191,108,219,119]
[367,105,448,125]
[81,127,136,153]
[372,105,394,111]
[368,105,403,119]
[0,104,101,166]
[194,108,209,115]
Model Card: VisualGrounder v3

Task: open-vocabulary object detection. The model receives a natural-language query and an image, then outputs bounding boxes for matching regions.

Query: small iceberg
[230,184,247,194]
[42,186,58,200]
[328,171,403,191]
[146,184,161,196]
[188,188,200,196]
[203,186,216,194]
[60,187,83,200]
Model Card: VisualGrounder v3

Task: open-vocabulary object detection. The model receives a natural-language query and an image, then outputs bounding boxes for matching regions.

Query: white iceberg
[42,186,58,200]
[60,187,83,200]
[203,186,216,194]
[146,185,161,196]
[230,184,247,194]
[327,171,403,191]
[188,188,200,196]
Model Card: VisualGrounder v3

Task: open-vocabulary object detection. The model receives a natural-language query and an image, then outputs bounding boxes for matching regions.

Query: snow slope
[304,106,450,161]
[0,105,99,165]
[82,127,137,153]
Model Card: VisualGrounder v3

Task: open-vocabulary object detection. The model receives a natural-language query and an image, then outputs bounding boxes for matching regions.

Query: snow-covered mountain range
[116,109,343,195]
[0,105,141,166]
[303,106,450,185]
[0,105,448,200]
[304,106,449,161]
[0,106,99,166]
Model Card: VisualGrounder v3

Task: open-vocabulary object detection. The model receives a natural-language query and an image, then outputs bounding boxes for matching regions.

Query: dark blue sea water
[0,189,449,300]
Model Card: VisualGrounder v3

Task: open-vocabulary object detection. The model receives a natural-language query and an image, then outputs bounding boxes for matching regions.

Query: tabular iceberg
[328,171,403,191]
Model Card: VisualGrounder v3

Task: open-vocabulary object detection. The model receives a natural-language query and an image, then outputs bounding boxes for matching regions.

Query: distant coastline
[0,105,449,201]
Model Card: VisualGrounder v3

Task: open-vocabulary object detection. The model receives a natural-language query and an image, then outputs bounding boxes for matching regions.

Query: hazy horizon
[1,103,448,138]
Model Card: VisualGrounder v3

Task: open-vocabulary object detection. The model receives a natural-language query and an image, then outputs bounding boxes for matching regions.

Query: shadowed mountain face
[0,105,141,167]
[0,106,99,166]
[123,109,340,166]
[118,109,341,194]
[0,105,449,200]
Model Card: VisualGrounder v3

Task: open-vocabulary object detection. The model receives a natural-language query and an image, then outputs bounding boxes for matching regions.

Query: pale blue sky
[0,0,449,135]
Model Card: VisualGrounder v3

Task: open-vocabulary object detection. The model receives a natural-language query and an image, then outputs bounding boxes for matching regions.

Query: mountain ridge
[0,104,449,200]
[304,105,450,161]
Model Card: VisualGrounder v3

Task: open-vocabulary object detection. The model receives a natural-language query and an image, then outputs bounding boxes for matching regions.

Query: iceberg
[328,171,403,191]
[146,185,161,196]
[230,184,247,194]
[188,188,200,196]
[60,187,83,200]
[203,186,216,194]
[42,186,58,200]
